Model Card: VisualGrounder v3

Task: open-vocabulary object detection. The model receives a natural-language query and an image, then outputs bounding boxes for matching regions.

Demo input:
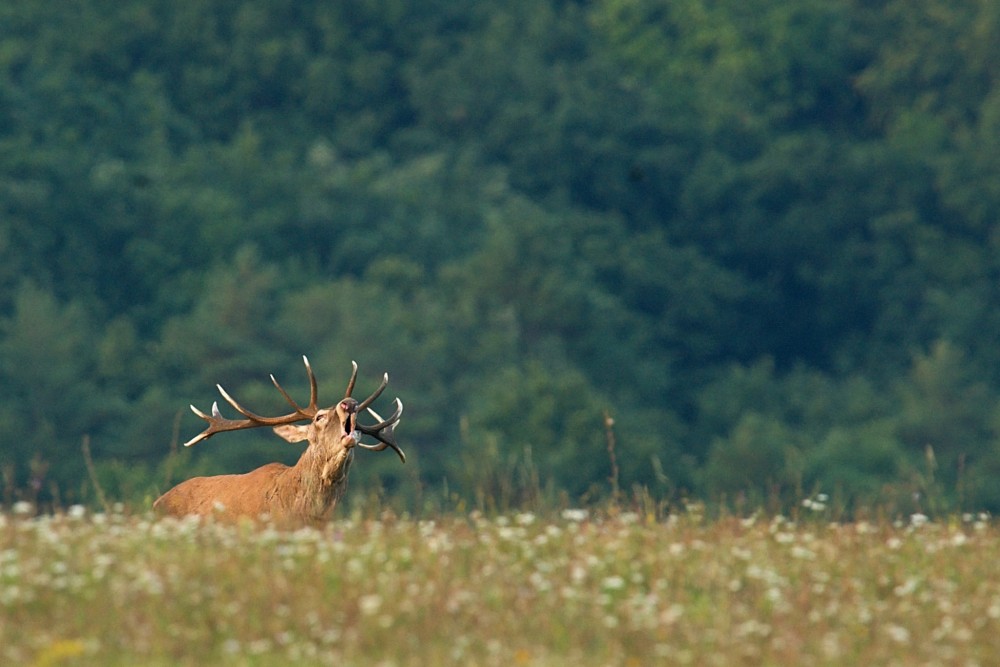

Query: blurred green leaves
[3,0,1000,513]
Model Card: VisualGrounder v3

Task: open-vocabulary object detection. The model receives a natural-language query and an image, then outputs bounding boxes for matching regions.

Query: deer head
[184,356,405,462]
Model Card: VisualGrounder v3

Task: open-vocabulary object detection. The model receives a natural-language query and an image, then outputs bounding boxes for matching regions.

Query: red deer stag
[153,357,404,524]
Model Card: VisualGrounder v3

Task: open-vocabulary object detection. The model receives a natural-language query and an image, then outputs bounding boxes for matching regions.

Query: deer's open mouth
[341,410,361,445]
[338,398,360,443]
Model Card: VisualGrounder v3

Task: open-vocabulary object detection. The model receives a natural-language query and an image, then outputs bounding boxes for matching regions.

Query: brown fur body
[154,408,357,525]
[153,452,353,525]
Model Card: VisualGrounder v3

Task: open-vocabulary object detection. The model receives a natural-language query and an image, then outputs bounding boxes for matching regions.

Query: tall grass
[2,504,999,665]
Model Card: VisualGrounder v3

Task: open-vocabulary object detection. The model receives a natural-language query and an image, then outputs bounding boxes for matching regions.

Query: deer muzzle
[340,399,361,447]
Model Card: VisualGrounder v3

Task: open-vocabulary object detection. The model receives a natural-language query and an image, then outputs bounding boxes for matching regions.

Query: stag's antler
[184,355,320,447]
[345,361,405,462]
[358,400,406,462]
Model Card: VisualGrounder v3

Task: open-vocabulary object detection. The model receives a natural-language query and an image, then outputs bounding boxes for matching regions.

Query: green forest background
[3,0,1000,515]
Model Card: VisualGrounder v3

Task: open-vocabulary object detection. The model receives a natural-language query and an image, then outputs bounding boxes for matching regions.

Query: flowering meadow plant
[1,507,998,665]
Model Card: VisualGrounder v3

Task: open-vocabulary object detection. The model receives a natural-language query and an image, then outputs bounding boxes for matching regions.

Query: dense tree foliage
[3,0,1000,513]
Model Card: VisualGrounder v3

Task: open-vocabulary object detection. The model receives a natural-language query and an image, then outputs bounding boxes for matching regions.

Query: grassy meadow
[2,504,1000,666]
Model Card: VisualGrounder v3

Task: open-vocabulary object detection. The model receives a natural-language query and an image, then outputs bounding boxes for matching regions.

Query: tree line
[2,0,1000,514]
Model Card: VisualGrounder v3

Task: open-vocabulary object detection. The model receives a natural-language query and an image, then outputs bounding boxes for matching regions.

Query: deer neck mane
[287,440,355,520]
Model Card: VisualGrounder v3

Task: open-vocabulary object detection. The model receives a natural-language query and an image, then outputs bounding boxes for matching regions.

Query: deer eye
[315,413,327,423]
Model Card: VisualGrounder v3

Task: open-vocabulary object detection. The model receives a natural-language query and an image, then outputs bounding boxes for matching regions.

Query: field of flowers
[2,504,1000,666]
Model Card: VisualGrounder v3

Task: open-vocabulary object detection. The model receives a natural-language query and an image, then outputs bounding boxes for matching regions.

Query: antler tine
[357,372,389,411]
[268,356,319,416]
[183,433,211,448]
[365,399,403,431]
[215,383,258,420]
[304,355,319,411]
[345,360,358,398]
[182,402,216,447]
[356,399,406,462]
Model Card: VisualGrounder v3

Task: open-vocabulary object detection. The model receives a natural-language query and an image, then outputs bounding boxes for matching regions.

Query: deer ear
[273,424,310,443]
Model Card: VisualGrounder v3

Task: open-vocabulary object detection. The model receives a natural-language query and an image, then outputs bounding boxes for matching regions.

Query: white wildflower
[660,603,684,625]
[894,578,918,597]
[12,501,33,516]
[359,594,382,616]
[602,575,626,591]
[790,545,816,560]
[885,624,910,644]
